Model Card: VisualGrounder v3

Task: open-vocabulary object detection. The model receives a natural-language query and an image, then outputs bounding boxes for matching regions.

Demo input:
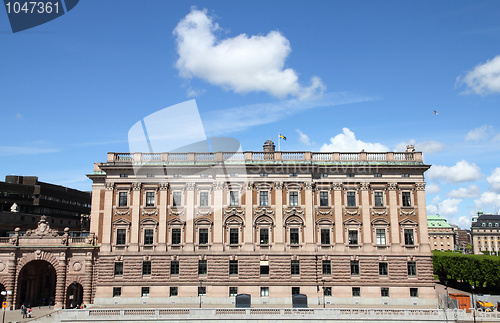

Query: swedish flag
[279,134,287,141]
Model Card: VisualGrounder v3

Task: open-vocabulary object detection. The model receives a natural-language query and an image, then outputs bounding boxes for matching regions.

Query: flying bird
[434,110,438,115]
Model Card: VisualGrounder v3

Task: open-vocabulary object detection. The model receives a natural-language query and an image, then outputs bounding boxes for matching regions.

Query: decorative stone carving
[304,182,314,191]
[61,228,70,245]
[105,182,114,190]
[132,183,141,191]
[34,249,43,260]
[284,207,304,217]
[159,183,169,190]
[142,209,158,217]
[359,182,369,190]
[0,261,5,272]
[371,208,388,216]
[25,216,59,237]
[86,234,96,245]
[224,207,244,217]
[274,182,284,190]
[170,208,185,217]
[9,228,20,245]
[246,182,254,190]
[344,208,360,216]
[114,208,131,216]
[214,182,225,190]
[316,208,332,216]
[73,261,82,272]
[197,208,212,217]
[399,208,415,216]
[333,182,343,190]
[387,183,397,190]
[186,182,195,190]
[254,207,275,218]
[415,182,426,191]
[10,203,19,213]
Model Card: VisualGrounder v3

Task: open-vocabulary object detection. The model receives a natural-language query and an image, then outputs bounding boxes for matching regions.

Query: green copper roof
[427,214,453,228]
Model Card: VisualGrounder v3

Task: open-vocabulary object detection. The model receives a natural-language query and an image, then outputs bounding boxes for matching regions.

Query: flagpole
[278,133,280,151]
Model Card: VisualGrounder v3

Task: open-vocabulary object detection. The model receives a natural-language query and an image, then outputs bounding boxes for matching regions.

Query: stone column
[387,183,401,251]
[333,183,344,248]
[304,182,315,251]
[101,183,114,252]
[416,182,431,252]
[360,183,373,251]
[243,183,254,251]
[7,253,16,310]
[274,182,284,250]
[130,183,141,252]
[212,182,224,251]
[82,252,93,304]
[185,183,195,251]
[158,183,169,252]
[55,253,67,309]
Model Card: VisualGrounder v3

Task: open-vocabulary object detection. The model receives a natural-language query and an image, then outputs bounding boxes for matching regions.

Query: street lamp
[321,278,325,309]
[199,280,202,309]
[1,290,12,323]
[471,285,476,323]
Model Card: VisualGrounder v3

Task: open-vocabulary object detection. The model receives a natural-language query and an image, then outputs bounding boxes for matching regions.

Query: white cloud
[0,146,59,156]
[426,184,441,194]
[427,198,462,217]
[426,160,482,183]
[186,87,206,98]
[487,168,500,192]
[320,128,388,152]
[465,125,494,141]
[458,216,471,229]
[174,8,325,99]
[458,55,500,95]
[427,204,438,215]
[446,185,480,198]
[474,191,500,210]
[295,129,311,146]
[394,139,444,154]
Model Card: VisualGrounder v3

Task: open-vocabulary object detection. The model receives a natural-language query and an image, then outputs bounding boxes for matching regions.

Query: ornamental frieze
[316,208,332,216]
[415,182,426,191]
[141,208,158,217]
[399,208,415,216]
[253,207,275,219]
[283,207,304,217]
[25,216,59,237]
[343,208,360,217]
[169,208,185,217]
[371,208,388,216]
[114,208,131,217]
[224,207,244,217]
[197,208,213,217]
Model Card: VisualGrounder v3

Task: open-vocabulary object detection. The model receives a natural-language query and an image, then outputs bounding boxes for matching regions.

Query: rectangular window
[374,191,384,207]
[410,288,418,297]
[146,192,155,207]
[374,173,382,177]
[352,287,361,297]
[229,191,239,206]
[169,287,178,297]
[229,260,238,275]
[350,260,359,275]
[381,287,389,297]
[198,260,207,275]
[290,228,299,245]
[116,229,126,245]
[199,192,208,207]
[407,262,417,276]
[260,265,269,276]
[198,287,206,296]
[376,229,386,245]
[289,192,298,206]
[402,173,410,178]
[402,192,411,207]
[114,262,123,276]
[404,229,415,246]
[348,230,358,245]
[291,260,300,275]
[144,229,154,245]
[320,191,329,207]
[120,174,128,178]
[321,228,330,245]
[260,287,269,297]
[173,192,181,207]
[260,191,268,206]
[324,287,332,296]
[260,228,269,245]
[170,260,179,275]
[347,173,355,178]
[113,287,121,297]
[379,262,388,276]
[229,228,239,245]
[229,287,238,296]
[141,287,150,297]
[292,287,300,295]
[118,192,127,207]
[142,261,151,275]
[347,191,356,207]
[199,228,209,245]
[322,260,331,275]
[171,229,181,245]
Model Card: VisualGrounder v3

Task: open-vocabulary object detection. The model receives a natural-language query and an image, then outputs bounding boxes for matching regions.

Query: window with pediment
[224,215,244,246]
[372,218,390,247]
[316,218,334,246]
[285,215,304,246]
[140,218,158,247]
[117,190,129,207]
[400,218,418,247]
[344,218,362,246]
[195,217,212,246]
[255,215,274,245]
[168,218,185,246]
[113,218,131,247]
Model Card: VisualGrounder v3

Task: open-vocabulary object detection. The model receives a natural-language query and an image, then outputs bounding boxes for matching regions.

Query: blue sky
[1,1,500,228]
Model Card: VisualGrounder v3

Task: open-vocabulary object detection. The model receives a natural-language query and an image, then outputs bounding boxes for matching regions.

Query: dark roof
[471,214,500,228]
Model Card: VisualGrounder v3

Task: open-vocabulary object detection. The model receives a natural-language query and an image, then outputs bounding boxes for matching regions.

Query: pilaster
[101,182,114,252]
[130,182,141,252]
[158,183,169,251]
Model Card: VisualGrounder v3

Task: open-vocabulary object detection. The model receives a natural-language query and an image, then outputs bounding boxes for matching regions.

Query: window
[173,192,181,207]
[146,192,155,207]
[348,230,358,245]
[374,173,382,177]
[113,287,121,297]
[116,229,126,245]
[229,228,239,245]
[292,287,300,295]
[142,261,151,275]
[141,287,150,297]
[407,261,417,276]
[147,174,155,178]
[200,173,209,177]
[402,173,410,177]
[376,229,386,245]
[171,229,181,245]
[229,287,238,296]
[347,173,355,178]
[199,192,208,207]
[120,174,128,178]
[347,191,356,207]
[260,287,269,297]
[319,191,329,207]
[229,260,238,275]
[324,287,332,296]
[290,228,299,245]
[260,228,269,245]
[169,287,178,297]
[404,229,415,246]
[260,191,268,206]
[290,173,298,177]
[320,173,328,178]
[322,260,331,275]
[402,192,411,207]
[173,174,182,178]
[229,191,239,206]
[198,260,207,275]
[352,287,361,297]
[118,192,127,207]
[260,264,269,276]
[260,173,268,177]
[381,288,389,297]
[374,191,384,207]
[114,262,123,276]
[144,229,154,245]
[350,260,359,275]
[379,262,388,276]
[321,229,330,245]
[170,260,179,275]
[291,260,300,275]
[410,288,418,297]
[199,228,208,245]
[289,192,298,206]
[198,287,206,296]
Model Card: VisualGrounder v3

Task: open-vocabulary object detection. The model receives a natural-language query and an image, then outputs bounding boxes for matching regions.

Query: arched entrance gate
[16,260,56,307]
[66,282,83,308]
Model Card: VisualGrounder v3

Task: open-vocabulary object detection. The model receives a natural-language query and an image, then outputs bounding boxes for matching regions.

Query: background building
[427,215,455,251]
[471,211,500,255]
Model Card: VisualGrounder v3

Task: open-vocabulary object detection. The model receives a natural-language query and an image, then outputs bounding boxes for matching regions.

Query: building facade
[84,144,436,307]
[427,215,455,251]
[471,212,500,255]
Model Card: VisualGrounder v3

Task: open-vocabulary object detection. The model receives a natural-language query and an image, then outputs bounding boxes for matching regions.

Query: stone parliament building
[0,142,437,308]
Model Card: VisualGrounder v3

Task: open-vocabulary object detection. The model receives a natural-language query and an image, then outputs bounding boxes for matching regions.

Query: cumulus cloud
[427,198,462,217]
[458,55,500,95]
[474,191,500,210]
[446,185,480,198]
[394,139,444,154]
[487,168,500,192]
[426,160,482,183]
[465,125,495,141]
[426,184,441,194]
[295,129,311,146]
[320,128,389,152]
[458,216,471,228]
[174,8,325,99]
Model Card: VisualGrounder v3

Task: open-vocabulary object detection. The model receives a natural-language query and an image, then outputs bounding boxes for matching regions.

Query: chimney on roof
[263,140,275,152]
